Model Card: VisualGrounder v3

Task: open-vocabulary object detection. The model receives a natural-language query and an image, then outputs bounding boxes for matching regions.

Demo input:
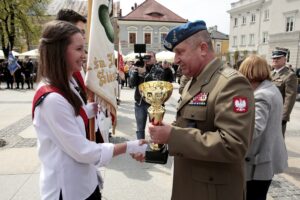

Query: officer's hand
[148,123,172,144]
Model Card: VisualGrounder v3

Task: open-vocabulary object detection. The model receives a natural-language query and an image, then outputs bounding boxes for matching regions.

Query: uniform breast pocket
[191,165,229,184]
[182,106,207,122]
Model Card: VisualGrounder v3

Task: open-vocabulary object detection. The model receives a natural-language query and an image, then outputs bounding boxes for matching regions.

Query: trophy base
[145,144,168,164]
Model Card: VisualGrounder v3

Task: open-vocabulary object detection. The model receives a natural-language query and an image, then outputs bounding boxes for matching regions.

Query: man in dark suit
[271,47,298,137]
[148,20,255,200]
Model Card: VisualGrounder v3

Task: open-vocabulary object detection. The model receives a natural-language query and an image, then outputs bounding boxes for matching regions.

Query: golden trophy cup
[139,81,173,164]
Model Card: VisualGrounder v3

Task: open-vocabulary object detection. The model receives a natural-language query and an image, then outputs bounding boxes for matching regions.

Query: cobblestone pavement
[0,114,36,149]
[269,176,300,199]
[1,100,300,199]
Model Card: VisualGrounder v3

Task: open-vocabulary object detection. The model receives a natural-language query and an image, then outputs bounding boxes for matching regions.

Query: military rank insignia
[233,97,248,113]
[189,92,208,106]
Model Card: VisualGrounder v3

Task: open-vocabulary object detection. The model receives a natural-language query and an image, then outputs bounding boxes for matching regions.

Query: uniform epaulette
[219,67,238,78]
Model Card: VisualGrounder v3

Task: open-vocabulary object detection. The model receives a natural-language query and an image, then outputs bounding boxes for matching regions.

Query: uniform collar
[274,65,286,73]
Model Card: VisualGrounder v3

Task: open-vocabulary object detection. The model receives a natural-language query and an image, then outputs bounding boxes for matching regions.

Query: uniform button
[245,157,250,162]
[191,114,194,118]
[209,177,214,181]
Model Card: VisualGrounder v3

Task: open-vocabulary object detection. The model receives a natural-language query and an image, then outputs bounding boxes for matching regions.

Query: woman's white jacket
[245,80,288,180]
[33,80,114,200]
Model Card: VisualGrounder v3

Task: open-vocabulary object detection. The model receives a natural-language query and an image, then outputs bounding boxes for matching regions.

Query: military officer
[148,20,255,200]
[271,47,298,137]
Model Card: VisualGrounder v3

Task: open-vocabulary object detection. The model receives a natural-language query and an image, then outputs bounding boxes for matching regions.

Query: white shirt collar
[274,66,286,73]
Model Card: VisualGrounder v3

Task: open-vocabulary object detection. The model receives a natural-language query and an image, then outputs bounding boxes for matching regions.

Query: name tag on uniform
[189,92,208,106]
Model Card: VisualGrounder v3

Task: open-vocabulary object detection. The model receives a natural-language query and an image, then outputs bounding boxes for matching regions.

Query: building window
[242,16,246,25]
[160,33,167,44]
[286,16,294,32]
[262,32,268,44]
[249,34,255,45]
[251,13,256,23]
[144,33,151,44]
[129,32,136,44]
[241,35,246,46]
[233,36,237,46]
[264,9,269,20]
[234,18,238,26]
[216,43,221,54]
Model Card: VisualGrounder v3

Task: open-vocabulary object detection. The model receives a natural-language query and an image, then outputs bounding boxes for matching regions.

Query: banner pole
[87,0,96,141]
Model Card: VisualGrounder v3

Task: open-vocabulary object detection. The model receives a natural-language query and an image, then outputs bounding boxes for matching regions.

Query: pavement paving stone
[0,148,40,174]
[0,174,33,200]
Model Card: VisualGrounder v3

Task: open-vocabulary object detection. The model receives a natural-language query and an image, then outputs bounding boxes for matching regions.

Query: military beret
[272,47,289,58]
[163,20,207,51]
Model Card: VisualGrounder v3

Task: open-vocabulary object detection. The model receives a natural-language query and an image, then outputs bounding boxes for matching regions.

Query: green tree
[0,0,49,58]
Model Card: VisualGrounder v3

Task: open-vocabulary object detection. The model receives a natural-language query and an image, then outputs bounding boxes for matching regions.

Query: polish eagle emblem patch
[233,97,248,113]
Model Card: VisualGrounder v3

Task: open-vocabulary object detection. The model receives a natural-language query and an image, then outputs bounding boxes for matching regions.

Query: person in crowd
[24,56,34,89]
[32,20,146,200]
[162,60,174,83]
[270,47,298,137]
[148,20,255,200]
[178,75,191,95]
[176,65,182,84]
[172,64,179,82]
[56,9,87,40]
[239,55,288,200]
[130,51,165,139]
[127,61,135,88]
[3,61,13,89]
[118,63,125,89]
[0,61,5,88]
[124,61,130,87]
[56,9,87,102]
[14,56,24,89]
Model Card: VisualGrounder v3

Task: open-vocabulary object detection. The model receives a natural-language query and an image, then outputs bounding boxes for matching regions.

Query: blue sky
[120,0,238,34]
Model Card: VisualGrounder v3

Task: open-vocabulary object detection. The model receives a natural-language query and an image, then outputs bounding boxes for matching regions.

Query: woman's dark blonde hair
[37,20,82,115]
[238,55,271,83]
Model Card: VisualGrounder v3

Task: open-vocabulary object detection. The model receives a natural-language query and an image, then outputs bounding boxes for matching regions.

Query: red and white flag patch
[233,97,248,113]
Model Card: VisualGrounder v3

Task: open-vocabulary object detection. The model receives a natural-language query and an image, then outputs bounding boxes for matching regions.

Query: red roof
[120,0,187,23]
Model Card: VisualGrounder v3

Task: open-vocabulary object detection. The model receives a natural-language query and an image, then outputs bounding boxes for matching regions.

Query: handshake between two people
[126,140,147,162]
[126,122,172,163]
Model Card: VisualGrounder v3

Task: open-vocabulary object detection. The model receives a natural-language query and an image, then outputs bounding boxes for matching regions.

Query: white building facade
[228,0,300,69]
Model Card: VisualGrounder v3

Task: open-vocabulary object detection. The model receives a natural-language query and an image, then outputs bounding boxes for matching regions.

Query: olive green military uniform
[168,58,255,200]
[271,66,297,122]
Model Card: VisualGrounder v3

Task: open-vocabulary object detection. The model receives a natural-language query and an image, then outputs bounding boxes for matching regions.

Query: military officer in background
[271,47,298,137]
[178,75,190,95]
[148,20,255,200]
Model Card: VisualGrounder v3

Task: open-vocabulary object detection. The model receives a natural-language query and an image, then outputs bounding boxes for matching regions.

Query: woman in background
[239,55,288,200]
